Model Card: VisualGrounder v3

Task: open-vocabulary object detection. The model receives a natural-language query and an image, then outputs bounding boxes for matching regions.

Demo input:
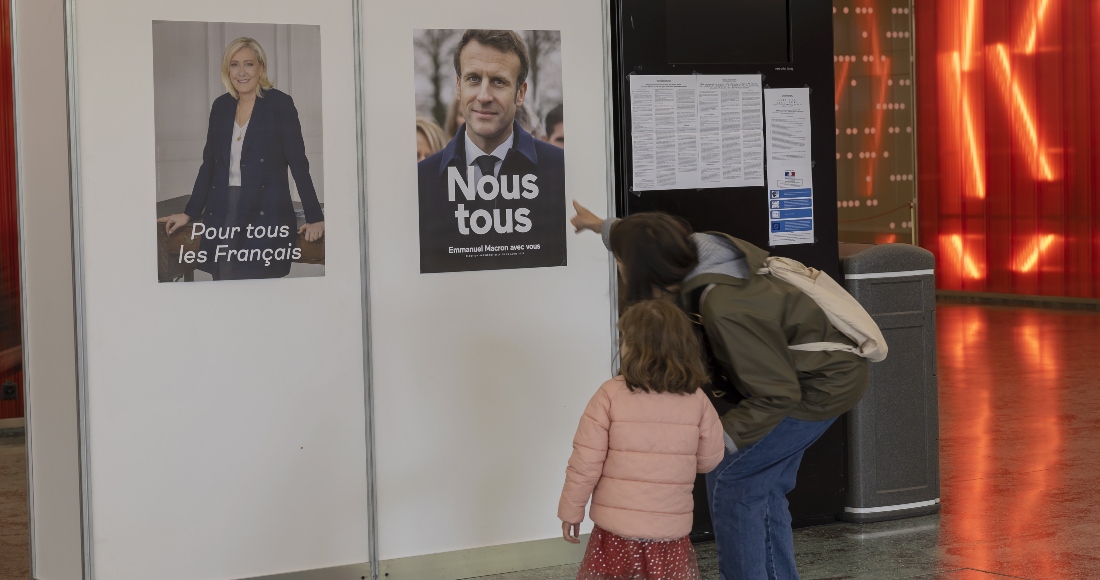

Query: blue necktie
[474,155,500,179]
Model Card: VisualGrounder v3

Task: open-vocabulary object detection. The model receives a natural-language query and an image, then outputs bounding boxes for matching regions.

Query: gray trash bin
[837,243,939,523]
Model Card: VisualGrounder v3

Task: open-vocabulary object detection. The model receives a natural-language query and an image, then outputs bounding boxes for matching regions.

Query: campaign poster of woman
[414,29,567,274]
[153,21,326,282]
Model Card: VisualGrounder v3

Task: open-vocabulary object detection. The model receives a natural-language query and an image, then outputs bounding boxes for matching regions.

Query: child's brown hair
[618,299,709,395]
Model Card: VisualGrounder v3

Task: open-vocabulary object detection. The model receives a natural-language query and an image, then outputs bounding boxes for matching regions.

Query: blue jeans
[705,416,837,580]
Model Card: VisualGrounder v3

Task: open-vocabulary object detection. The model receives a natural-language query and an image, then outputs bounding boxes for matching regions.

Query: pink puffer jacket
[558,376,725,541]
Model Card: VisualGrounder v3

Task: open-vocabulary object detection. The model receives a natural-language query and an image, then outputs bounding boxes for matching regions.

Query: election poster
[414,29,567,273]
[152,21,327,282]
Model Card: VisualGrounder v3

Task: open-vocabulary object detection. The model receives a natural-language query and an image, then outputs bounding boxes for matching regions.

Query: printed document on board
[764,87,814,246]
[629,74,764,191]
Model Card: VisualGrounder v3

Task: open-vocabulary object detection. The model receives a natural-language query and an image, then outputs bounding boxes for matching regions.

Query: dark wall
[611,0,841,279]
[609,0,846,530]
[0,0,23,421]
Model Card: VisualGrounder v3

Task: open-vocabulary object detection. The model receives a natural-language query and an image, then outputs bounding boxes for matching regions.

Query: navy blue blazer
[417,121,567,273]
[185,89,324,279]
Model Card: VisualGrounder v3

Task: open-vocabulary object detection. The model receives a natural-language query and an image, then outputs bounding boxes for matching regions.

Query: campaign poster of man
[414,29,567,274]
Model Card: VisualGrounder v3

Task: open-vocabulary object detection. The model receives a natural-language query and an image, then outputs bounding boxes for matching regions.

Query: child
[559,300,725,580]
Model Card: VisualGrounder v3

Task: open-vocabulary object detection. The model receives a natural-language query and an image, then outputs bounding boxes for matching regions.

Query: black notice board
[610,0,846,531]
[611,0,841,280]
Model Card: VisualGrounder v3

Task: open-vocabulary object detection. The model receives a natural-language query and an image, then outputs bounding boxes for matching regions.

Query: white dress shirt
[229,119,249,187]
[464,130,514,182]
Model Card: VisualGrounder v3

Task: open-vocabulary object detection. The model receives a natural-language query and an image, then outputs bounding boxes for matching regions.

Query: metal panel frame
[601,0,620,362]
[8,0,36,576]
[351,0,380,577]
[61,0,94,577]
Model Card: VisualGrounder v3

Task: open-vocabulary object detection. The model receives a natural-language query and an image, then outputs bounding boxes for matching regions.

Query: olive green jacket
[681,234,869,448]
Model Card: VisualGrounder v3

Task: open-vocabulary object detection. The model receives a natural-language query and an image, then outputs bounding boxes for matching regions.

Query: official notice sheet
[764,87,815,246]
[629,74,764,191]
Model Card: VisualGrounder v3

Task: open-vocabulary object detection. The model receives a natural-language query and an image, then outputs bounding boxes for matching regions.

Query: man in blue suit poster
[417,29,566,274]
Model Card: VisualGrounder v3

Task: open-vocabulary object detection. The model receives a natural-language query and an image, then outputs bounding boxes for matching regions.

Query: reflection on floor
[481,304,1100,580]
[2,304,1100,580]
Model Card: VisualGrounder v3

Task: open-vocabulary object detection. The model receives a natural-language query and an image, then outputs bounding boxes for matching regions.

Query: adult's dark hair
[609,213,698,306]
[453,29,530,87]
[618,300,708,395]
[544,103,564,134]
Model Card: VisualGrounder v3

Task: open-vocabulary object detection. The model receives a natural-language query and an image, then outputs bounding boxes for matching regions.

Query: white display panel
[68,1,367,579]
[362,0,616,561]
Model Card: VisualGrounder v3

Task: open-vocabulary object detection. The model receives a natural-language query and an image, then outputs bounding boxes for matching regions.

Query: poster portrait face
[152,21,326,283]
[414,29,566,274]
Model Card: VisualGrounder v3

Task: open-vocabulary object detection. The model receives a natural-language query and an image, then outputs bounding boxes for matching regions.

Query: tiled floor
[479,304,1100,580]
[2,303,1100,579]
[0,432,29,580]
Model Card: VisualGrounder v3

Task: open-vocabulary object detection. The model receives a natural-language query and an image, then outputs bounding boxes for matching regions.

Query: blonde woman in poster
[416,116,449,161]
[159,37,325,281]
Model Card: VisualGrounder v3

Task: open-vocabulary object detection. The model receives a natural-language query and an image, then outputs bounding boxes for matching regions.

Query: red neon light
[950,52,986,199]
[835,59,850,105]
[945,234,985,280]
[865,10,887,199]
[1012,234,1057,273]
[962,0,980,70]
[1022,0,1052,54]
[990,44,1056,181]
[919,0,1098,297]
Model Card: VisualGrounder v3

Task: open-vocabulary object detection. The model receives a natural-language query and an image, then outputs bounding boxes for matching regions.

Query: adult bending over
[159,37,324,280]
[572,202,868,580]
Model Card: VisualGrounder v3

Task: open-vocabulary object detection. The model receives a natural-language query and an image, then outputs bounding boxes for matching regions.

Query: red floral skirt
[576,525,701,580]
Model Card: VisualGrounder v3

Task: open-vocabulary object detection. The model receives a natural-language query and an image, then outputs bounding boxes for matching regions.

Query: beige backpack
[701,256,888,363]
